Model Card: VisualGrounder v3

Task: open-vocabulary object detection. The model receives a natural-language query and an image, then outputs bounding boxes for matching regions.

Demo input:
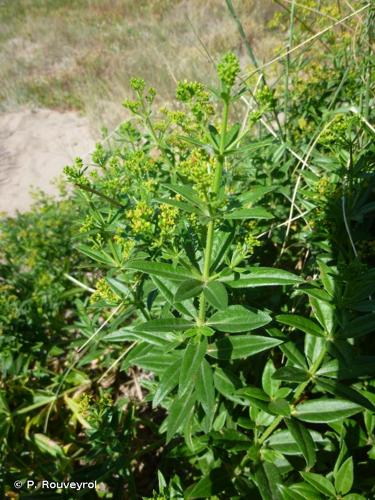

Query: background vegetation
[0,0,278,133]
[0,0,374,499]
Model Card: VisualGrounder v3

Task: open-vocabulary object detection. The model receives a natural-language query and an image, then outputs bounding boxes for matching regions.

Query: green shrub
[0,194,82,488]
[63,19,374,497]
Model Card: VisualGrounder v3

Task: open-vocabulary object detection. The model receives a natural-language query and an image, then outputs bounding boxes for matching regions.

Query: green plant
[0,192,164,498]
[63,16,375,493]
[2,1,374,498]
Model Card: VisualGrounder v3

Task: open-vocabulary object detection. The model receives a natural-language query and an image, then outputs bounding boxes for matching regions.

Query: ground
[0,109,94,214]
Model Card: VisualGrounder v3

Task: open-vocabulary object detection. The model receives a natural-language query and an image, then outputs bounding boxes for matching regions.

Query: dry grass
[0,0,279,133]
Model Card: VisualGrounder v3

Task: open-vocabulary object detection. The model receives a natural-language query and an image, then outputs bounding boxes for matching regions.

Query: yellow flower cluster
[78,392,113,423]
[125,151,156,177]
[237,221,261,256]
[128,201,154,234]
[179,149,213,198]
[319,115,357,146]
[113,234,135,260]
[90,278,118,304]
[77,393,93,417]
[313,177,341,202]
[144,178,157,193]
[79,215,95,234]
[158,204,179,241]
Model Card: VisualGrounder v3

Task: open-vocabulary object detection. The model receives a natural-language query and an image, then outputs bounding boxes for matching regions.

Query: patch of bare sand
[0,108,95,215]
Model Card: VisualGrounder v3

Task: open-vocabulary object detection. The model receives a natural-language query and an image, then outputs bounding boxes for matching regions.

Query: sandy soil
[0,108,95,215]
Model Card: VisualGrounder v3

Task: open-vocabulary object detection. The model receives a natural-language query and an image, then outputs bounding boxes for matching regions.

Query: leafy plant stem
[199,97,230,322]
[75,183,125,209]
[257,345,327,444]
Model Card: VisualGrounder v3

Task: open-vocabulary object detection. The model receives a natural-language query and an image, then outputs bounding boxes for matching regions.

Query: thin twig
[64,273,95,293]
[342,195,358,258]
[98,341,136,384]
[78,303,123,353]
[255,210,310,239]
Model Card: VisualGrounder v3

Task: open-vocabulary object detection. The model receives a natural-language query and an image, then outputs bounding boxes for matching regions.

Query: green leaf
[236,386,269,402]
[203,281,228,310]
[151,276,196,317]
[196,360,216,431]
[176,134,206,150]
[276,314,324,337]
[153,359,181,407]
[228,267,303,288]
[129,260,200,281]
[272,366,309,383]
[163,183,206,211]
[224,122,240,148]
[343,494,366,500]
[317,357,375,379]
[315,377,375,412]
[155,196,202,215]
[333,442,349,477]
[289,482,323,500]
[166,389,196,443]
[304,334,325,367]
[33,434,65,459]
[278,484,306,500]
[255,462,282,500]
[208,335,282,360]
[78,244,115,266]
[262,359,280,398]
[133,317,195,333]
[223,207,274,220]
[208,124,220,147]
[309,296,335,334]
[210,229,235,272]
[235,386,273,413]
[300,472,336,497]
[178,337,207,397]
[226,138,273,156]
[294,398,362,423]
[207,305,271,332]
[126,260,197,282]
[238,186,276,204]
[104,327,173,347]
[214,367,242,402]
[267,429,327,456]
[300,287,332,302]
[14,394,57,415]
[318,261,336,297]
[268,399,291,417]
[128,351,179,375]
[335,457,353,495]
[174,279,204,301]
[279,341,308,369]
[342,314,375,339]
[106,277,130,297]
[286,418,316,468]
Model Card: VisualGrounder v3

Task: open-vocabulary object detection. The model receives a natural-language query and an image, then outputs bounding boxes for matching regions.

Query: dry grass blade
[245,4,370,80]
[280,118,337,255]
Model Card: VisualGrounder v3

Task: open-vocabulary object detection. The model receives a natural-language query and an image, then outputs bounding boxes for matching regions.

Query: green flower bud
[217,52,240,88]
[130,77,145,93]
